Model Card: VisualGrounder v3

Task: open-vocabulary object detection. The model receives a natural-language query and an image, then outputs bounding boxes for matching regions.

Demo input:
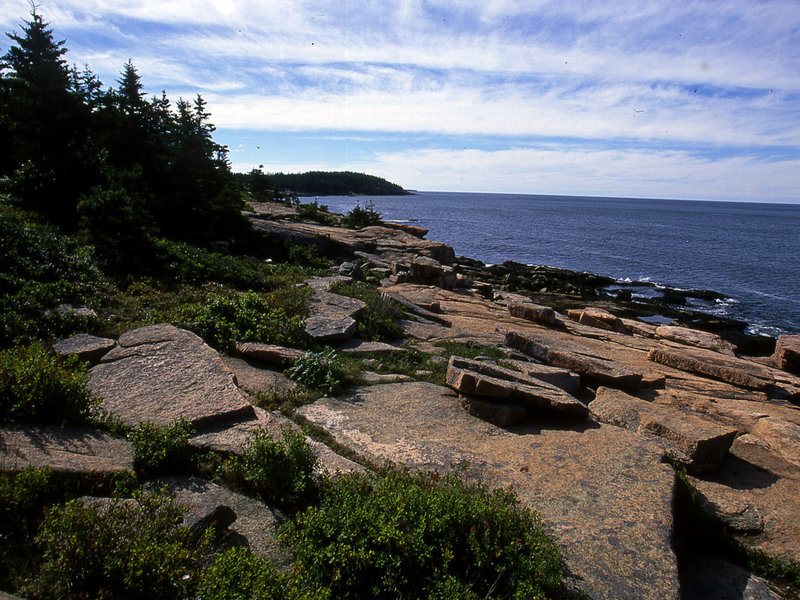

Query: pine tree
[1,8,95,225]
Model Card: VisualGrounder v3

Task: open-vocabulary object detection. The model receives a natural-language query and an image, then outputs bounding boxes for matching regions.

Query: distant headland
[235,170,411,197]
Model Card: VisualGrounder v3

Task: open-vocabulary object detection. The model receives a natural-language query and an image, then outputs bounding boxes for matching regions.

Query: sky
[1,1,799,202]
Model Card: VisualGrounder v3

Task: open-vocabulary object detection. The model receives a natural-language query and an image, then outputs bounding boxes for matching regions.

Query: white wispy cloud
[1,0,798,200]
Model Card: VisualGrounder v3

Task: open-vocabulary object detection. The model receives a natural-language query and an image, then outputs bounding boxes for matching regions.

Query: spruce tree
[1,8,95,225]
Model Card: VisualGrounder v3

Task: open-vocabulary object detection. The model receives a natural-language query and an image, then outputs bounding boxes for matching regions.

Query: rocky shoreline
[4,201,800,599]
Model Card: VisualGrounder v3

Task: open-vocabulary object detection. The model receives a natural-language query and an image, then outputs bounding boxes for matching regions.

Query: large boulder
[567,307,627,334]
[145,477,291,567]
[773,335,800,375]
[88,324,255,428]
[506,330,644,389]
[52,333,116,364]
[589,387,738,473]
[445,356,588,420]
[648,344,774,391]
[655,325,737,356]
[507,301,557,326]
[305,290,365,343]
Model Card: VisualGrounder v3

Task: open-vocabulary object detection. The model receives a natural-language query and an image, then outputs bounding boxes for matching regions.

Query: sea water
[316,192,800,336]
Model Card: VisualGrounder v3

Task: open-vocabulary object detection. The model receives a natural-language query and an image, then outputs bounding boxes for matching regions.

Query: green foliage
[293,200,335,225]
[0,343,96,425]
[328,280,405,341]
[179,290,310,352]
[283,468,568,600]
[128,419,195,477]
[435,340,508,362]
[286,240,331,269]
[0,200,110,346]
[0,467,56,587]
[267,171,407,197]
[342,199,383,229]
[196,545,286,600]
[151,237,306,290]
[225,427,319,514]
[287,349,346,395]
[32,490,206,600]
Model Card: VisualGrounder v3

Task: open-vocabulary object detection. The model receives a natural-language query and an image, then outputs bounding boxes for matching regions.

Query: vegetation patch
[30,490,208,600]
[223,427,319,514]
[282,468,569,600]
[128,419,195,478]
[342,199,383,229]
[328,280,405,341]
[178,289,310,352]
[0,343,97,425]
[286,348,347,396]
[434,340,508,362]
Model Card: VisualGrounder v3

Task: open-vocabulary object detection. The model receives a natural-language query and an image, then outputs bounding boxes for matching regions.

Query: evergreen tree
[1,8,96,225]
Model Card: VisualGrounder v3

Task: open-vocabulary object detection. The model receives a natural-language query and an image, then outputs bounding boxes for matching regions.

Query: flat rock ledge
[52,333,116,364]
[235,341,304,366]
[507,301,557,326]
[445,356,588,420]
[505,330,645,389]
[655,325,738,356]
[589,387,738,473]
[648,344,774,391]
[88,324,255,428]
[0,425,132,474]
[298,381,679,600]
[567,307,627,334]
[305,286,365,343]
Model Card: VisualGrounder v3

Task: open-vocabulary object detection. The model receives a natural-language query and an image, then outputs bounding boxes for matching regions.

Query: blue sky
[2,1,799,202]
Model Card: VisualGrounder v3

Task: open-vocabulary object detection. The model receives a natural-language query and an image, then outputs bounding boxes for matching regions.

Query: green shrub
[0,343,97,425]
[0,467,56,588]
[435,340,508,362]
[286,240,330,269]
[196,546,286,600]
[286,348,346,395]
[283,469,568,600]
[33,490,206,600]
[342,199,382,229]
[329,280,405,341]
[128,419,195,477]
[226,427,318,514]
[180,290,310,352]
[293,200,334,224]
[0,200,111,346]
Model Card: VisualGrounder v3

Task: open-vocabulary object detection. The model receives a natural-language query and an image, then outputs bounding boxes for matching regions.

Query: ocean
[315,192,800,337]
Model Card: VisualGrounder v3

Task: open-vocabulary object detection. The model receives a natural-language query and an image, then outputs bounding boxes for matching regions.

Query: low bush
[328,280,405,341]
[0,467,56,589]
[0,343,97,425]
[283,468,568,600]
[196,546,285,600]
[342,199,382,229]
[434,340,508,362]
[292,200,335,225]
[224,427,318,514]
[32,490,207,600]
[128,419,195,477]
[286,348,346,395]
[0,200,110,346]
[179,290,310,352]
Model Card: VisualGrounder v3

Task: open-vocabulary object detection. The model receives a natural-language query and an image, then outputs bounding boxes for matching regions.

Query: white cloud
[350,147,800,202]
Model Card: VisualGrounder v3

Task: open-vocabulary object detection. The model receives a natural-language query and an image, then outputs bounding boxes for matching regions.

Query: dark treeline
[250,170,410,197]
[0,9,246,269]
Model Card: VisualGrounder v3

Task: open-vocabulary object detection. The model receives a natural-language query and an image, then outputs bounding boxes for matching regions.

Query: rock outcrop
[0,426,132,474]
[445,356,589,420]
[88,324,255,428]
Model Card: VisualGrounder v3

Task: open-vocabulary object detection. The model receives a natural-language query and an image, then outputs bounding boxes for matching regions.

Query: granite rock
[52,333,116,364]
[89,324,255,427]
[0,426,132,474]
